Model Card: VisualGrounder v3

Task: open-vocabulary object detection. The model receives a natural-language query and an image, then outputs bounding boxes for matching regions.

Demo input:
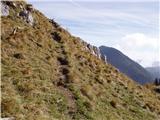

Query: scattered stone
[87,45,95,56]
[19,4,23,9]
[5,1,16,8]
[93,46,101,58]
[1,2,9,16]
[78,38,107,63]
[26,13,34,25]
[26,4,34,12]
[19,8,34,25]
[19,9,28,20]
[12,28,17,35]
[56,98,63,103]
[11,26,24,35]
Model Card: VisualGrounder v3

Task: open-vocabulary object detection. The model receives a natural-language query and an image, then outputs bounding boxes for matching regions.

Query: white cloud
[122,33,158,49]
[113,33,159,67]
[30,1,158,29]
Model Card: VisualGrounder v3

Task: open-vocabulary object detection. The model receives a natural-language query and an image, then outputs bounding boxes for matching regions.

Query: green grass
[1,1,160,120]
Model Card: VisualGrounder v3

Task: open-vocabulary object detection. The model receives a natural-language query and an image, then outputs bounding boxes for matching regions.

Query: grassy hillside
[1,1,160,120]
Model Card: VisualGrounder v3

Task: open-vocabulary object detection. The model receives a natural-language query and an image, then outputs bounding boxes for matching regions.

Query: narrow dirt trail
[55,41,77,117]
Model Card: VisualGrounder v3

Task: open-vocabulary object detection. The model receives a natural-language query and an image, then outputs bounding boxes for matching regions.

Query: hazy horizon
[28,0,160,67]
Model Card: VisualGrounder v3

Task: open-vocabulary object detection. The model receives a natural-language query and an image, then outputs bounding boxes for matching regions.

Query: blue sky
[28,0,159,67]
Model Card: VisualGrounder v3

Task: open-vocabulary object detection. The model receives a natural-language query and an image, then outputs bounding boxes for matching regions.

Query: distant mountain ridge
[146,66,160,79]
[99,46,154,84]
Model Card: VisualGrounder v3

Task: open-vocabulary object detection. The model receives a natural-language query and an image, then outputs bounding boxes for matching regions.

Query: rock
[1,2,9,16]
[101,54,107,63]
[12,27,17,35]
[5,1,16,8]
[97,48,101,59]
[27,13,34,25]
[11,26,24,35]
[19,9,34,25]
[87,44,95,55]
[87,44,92,51]
[19,4,24,10]
[26,4,34,12]
[19,9,28,20]
[76,38,106,63]
[93,46,102,59]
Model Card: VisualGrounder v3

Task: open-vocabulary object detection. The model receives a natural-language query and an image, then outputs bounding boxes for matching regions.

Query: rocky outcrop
[78,38,107,63]
[1,1,34,26]
[16,2,33,25]
[18,4,34,25]
[1,2,9,16]
[101,54,107,63]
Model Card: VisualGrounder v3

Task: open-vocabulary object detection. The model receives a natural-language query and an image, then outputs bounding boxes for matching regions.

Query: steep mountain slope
[146,66,160,79]
[1,1,160,120]
[99,46,154,84]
